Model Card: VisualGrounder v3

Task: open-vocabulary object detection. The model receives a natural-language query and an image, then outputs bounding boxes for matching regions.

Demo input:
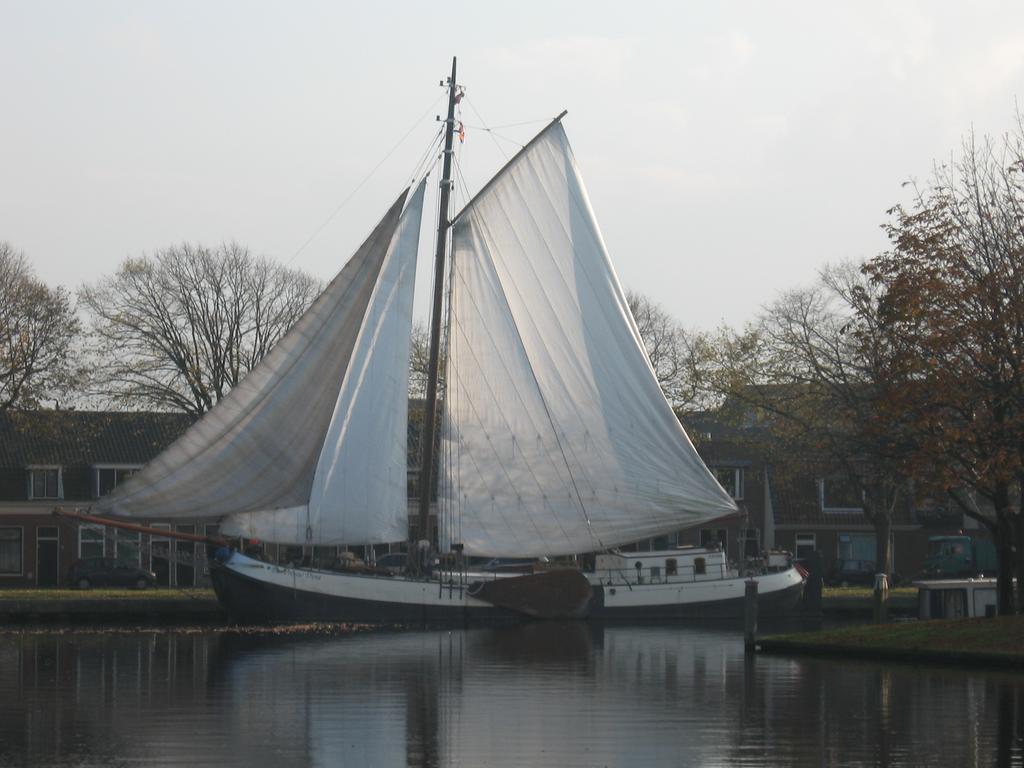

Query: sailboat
[82,60,805,623]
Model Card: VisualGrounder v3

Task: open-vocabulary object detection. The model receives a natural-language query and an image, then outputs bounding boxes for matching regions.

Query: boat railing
[600,561,730,586]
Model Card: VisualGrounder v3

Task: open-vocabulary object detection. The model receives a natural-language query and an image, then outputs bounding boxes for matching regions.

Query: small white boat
[91,59,805,625]
[913,578,998,619]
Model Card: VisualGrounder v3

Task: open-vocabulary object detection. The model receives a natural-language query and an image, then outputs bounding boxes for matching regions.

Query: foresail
[443,122,737,557]
[225,181,426,544]
[98,190,410,523]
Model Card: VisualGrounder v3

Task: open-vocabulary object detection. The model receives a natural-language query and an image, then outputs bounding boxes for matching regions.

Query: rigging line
[462,117,552,131]
[287,94,444,267]
[462,98,511,161]
[410,125,446,187]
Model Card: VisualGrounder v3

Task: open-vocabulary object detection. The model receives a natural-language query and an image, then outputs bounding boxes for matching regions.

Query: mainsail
[441,122,737,557]
[99,183,426,545]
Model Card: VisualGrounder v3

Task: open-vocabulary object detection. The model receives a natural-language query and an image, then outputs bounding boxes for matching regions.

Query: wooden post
[873,572,889,623]
[744,579,758,652]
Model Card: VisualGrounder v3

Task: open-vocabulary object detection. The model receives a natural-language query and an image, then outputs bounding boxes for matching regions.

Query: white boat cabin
[914,578,997,619]
[591,548,734,586]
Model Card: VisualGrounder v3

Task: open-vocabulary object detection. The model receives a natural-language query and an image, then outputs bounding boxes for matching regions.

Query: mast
[415,57,458,558]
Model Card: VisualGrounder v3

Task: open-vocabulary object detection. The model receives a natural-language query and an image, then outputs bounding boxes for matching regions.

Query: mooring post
[873,572,889,624]
[744,578,758,652]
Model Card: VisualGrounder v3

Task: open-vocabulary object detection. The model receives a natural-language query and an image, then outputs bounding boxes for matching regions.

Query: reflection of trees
[2,627,1022,766]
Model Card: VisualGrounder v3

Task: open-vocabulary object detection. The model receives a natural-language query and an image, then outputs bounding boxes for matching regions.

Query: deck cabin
[913,578,997,619]
[591,548,735,586]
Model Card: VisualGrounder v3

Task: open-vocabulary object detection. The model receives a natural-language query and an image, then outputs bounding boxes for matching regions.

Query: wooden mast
[414,57,458,564]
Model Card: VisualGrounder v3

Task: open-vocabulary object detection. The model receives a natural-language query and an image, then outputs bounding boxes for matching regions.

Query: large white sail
[442,122,737,557]
[227,181,426,543]
[99,185,423,547]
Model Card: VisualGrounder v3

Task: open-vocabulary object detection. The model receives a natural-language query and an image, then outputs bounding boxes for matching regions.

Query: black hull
[212,560,805,625]
[209,562,520,625]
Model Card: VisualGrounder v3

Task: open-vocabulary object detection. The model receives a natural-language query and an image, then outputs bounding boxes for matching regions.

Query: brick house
[0,410,200,588]
[677,413,981,580]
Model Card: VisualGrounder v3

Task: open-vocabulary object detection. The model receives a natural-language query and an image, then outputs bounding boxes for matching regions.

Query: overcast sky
[2,1,1023,329]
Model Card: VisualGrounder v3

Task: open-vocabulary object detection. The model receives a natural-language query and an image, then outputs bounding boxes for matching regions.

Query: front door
[36,526,59,587]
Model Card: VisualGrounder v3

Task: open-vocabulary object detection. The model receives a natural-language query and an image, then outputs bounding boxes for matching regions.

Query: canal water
[1,623,1021,767]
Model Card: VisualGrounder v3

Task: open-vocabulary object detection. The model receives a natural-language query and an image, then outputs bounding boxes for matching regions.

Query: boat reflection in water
[1,624,1022,767]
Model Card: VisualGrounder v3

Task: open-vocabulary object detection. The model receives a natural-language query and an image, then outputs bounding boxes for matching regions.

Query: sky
[2,1,1023,330]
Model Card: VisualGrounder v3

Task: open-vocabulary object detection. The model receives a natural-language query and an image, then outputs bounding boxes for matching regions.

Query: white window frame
[795,532,817,560]
[713,467,744,500]
[27,466,63,501]
[78,524,107,559]
[0,526,24,577]
[93,464,143,498]
[818,477,864,514]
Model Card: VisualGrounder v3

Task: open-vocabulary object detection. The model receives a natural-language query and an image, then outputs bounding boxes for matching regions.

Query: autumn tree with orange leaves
[862,123,1024,614]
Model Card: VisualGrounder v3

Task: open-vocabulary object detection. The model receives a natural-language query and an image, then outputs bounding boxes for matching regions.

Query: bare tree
[0,242,80,410]
[80,243,321,416]
[625,289,716,413]
[709,263,906,578]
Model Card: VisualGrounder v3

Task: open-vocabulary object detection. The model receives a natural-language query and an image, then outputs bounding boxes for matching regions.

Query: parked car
[67,558,157,589]
[825,558,880,587]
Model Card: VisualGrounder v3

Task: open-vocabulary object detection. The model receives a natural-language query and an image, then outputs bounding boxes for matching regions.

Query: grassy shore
[0,588,215,600]
[820,585,917,615]
[760,615,1024,667]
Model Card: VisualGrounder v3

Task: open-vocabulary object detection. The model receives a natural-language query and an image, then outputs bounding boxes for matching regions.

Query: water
[1,623,1021,767]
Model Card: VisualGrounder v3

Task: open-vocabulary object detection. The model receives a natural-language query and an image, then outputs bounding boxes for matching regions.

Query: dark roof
[0,410,194,467]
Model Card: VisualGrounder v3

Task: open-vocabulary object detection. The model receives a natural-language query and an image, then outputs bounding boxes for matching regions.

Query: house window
[837,532,875,561]
[699,528,728,556]
[795,533,817,560]
[115,530,141,566]
[94,466,140,498]
[714,467,744,500]
[0,528,23,575]
[79,525,106,559]
[819,476,863,512]
[28,467,62,500]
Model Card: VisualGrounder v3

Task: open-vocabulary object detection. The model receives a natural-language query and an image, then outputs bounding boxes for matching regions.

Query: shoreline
[758,615,1024,669]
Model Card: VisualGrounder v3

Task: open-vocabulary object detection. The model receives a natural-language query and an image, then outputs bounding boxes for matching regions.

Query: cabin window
[0,528,23,575]
[666,558,678,576]
[713,467,744,500]
[795,533,816,560]
[28,467,62,500]
[819,476,863,513]
[694,557,706,576]
[650,565,662,582]
[94,466,140,498]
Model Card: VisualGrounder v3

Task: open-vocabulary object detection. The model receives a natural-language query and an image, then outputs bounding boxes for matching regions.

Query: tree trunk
[995,481,1016,615]
[874,511,893,579]
[1015,505,1024,615]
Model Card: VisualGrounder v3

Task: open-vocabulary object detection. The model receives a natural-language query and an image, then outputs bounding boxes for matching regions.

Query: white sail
[442,122,737,557]
[99,186,422,548]
[227,181,426,543]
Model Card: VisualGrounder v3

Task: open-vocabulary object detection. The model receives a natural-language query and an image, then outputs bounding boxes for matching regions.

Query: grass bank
[0,588,215,600]
[760,615,1024,668]
[820,586,917,616]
